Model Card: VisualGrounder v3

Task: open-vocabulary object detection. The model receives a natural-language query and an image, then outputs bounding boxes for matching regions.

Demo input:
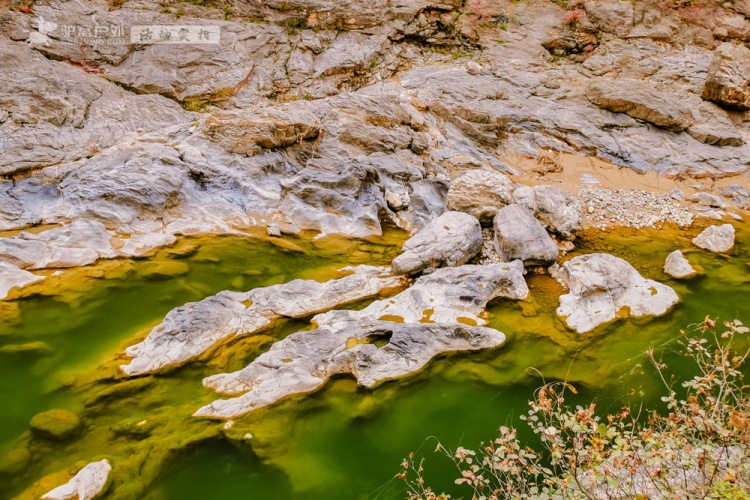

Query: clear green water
[0,222,748,499]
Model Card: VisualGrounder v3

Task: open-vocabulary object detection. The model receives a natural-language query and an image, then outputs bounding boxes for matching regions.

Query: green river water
[0,221,748,499]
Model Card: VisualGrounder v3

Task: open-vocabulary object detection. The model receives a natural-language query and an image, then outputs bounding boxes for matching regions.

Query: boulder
[493,204,559,266]
[42,459,111,500]
[587,80,694,132]
[195,262,527,418]
[692,224,736,253]
[446,169,514,224]
[663,250,698,279]
[121,266,405,376]
[391,211,483,275]
[701,42,750,111]
[556,253,679,333]
[0,262,44,300]
[29,409,82,440]
[532,185,584,239]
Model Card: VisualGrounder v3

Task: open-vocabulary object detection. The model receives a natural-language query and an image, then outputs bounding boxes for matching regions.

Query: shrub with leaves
[398,318,750,499]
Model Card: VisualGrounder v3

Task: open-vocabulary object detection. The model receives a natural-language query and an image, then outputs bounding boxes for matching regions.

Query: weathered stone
[121,266,405,376]
[195,263,527,418]
[587,80,694,132]
[663,250,698,279]
[29,409,82,440]
[391,211,482,275]
[556,253,679,333]
[446,169,514,224]
[493,204,559,266]
[42,459,111,500]
[701,42,750,111]
[692,224,736,253]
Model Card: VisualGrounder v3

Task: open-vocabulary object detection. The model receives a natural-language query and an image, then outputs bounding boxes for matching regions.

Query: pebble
[578,186,694,230]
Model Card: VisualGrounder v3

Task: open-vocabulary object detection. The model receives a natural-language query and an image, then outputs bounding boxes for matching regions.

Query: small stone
[466,62,482,75]
[266,225,282,237]
[580,173,600,184]
[669,188,685,201]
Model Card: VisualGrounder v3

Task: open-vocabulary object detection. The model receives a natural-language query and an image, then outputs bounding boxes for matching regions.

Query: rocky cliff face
[0,0,749,287]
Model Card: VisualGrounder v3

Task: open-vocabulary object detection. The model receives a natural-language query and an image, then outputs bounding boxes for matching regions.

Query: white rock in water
[0,220,113,270]
[195,262,528,419]
[121,265,406,376]
[663,250,697,279]
[692,224,735,253]
[391,211,482,275]
[0,261,44,300]
[556,253,679,333]
[42,459,111,500]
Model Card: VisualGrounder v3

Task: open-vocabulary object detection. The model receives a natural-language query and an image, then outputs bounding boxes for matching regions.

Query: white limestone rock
[121,266,405,376]
[195,262,527,419]
[391,211,482,276]
[0,262,44,300]
[556,253,679,333]
[42,459,111,500]
[692,224,735,253]
[663,250,698,279]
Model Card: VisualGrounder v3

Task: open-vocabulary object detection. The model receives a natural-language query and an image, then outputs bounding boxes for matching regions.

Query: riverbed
[1,220,748,499]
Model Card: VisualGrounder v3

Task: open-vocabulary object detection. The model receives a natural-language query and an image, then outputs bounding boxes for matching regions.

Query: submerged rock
[195,262,527,418]
[41,459,111,500]
[0,341,53,357]
[556,253,679,333]
[391,211,482,276]
[493,204,559,266]
[692,224,736,253]
[663,250,698,279]
[30,409,82,440]
[121,266,405,376]
[0,261,44,300]
[446,169,514,224]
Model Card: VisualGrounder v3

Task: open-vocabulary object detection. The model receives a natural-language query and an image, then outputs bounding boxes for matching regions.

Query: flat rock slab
[587,80,694,132]
[692,224,736,253]
[556,253,679,333]
[121,266,405,376]
[195,262,527,419]
[42,459,111,500]
[664,250,698,279]
[494,204,559,266]
[391,211,482,275]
